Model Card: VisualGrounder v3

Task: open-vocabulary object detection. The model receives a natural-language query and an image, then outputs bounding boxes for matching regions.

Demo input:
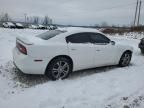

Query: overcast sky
[0,0,143,26]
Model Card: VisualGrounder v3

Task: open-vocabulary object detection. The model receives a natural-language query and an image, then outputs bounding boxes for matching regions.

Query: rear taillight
[16,41,27,55]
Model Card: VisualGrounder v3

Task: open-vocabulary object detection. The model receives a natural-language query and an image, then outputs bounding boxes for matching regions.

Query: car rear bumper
[13,48,47,75]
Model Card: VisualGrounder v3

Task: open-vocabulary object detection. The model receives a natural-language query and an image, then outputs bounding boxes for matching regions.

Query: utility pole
[137,0,142,26]
[134,0,139,26]
[24,13,27,24]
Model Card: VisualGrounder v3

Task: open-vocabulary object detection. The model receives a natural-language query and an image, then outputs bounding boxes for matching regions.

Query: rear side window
[66,33,90,43]
[90,33,110,43]
[37,30,65,40]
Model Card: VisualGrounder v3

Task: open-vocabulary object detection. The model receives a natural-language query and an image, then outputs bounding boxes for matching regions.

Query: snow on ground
[0,28,144,108]
[0,28,48,99]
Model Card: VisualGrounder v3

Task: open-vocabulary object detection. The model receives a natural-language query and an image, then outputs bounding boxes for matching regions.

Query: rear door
[66,33,94,71]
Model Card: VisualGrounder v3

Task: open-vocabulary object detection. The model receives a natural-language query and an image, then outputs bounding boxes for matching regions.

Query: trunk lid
[16,35,44,45]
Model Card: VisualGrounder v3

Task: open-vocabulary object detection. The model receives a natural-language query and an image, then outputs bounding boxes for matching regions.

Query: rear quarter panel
[26,42,69,74]
[27,42,69,59]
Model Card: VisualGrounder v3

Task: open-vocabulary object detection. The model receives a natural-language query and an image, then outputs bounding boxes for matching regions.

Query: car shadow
[69,65,118,80]
[13,67,49,87]
[9,62,134,88]
[12,65,118,87]
[140,52,144,56]
[70,62,135,80]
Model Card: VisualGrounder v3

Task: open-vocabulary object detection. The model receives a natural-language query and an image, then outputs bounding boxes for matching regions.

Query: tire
[119,52,132,67]
[45,57,72,80]
[141,49,144,54]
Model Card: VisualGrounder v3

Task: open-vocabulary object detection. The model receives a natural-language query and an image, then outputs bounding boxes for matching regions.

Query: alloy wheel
[52,61,70,79]
[121,53,131,66]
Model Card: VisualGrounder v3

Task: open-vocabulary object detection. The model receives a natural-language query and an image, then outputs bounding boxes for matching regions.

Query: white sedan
[13,28,133,80]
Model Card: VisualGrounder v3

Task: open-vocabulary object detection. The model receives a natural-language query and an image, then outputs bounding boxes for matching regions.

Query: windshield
[36,30,66,40]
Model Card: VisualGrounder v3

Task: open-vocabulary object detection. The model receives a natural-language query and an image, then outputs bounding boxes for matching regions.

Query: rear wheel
[119,52,132,67]
[46,57,72,80]
[140,49,144,54]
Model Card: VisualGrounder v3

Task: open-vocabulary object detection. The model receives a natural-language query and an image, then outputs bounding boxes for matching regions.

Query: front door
[90,33,118,67]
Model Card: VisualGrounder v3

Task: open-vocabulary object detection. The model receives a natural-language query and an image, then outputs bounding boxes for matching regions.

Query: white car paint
[3,22,15,28]
[13,28,133,75]
[29,25,39,29]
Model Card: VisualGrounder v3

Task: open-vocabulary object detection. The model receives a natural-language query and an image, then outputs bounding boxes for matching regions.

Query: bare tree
[49,18,53,25]
[94,24,100,28]
[101,21,108,27]
[33,16,39,24]
[0,13,11,22]
[29,16,34,24]
[43,16,49,25]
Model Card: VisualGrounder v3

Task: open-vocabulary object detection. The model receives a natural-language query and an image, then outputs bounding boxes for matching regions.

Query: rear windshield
[36,30,66,40]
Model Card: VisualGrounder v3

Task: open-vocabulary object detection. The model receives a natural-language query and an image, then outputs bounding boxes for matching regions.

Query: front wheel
[46,57,72,80]
[140,49,144,54]
[119,52,132,67]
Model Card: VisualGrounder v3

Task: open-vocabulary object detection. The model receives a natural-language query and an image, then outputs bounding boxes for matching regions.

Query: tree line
[0,13,53,25]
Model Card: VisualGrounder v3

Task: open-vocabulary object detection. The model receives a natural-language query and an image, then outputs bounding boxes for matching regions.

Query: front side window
[90,33,110,44]
[66,33,91,43]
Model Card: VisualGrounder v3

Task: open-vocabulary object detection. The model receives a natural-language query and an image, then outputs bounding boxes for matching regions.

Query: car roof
[63,27,101,34]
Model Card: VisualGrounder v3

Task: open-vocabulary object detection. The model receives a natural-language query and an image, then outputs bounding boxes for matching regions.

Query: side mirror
[110,41,115,45]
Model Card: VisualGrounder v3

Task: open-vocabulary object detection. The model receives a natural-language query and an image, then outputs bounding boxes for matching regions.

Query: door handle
[71,48,76,51]
[96,49,101,51]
